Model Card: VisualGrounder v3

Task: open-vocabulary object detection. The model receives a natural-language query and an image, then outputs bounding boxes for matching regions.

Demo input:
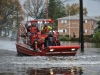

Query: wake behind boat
[16,19,80,56]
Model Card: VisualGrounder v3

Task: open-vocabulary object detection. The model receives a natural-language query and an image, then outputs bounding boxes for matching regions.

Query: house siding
[58,16,98,38]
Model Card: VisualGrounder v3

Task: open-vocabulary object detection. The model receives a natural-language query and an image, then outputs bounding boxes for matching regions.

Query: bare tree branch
[23,0,46,19]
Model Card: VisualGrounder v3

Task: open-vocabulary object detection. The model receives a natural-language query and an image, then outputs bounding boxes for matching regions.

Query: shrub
[59,36,71,41]
[93,31,100,43]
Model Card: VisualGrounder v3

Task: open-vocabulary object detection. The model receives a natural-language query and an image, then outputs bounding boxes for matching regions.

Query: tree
[94,20,100,32]
[0,0,24,36]
[93,31,100,43]
[23,0,66,29]
[23,0,46,19]
[48,0,66,29]
[65,3,88,16]
[97,20,100,26]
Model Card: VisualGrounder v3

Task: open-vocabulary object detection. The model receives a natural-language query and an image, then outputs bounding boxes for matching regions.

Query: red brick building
[57,15,98,38]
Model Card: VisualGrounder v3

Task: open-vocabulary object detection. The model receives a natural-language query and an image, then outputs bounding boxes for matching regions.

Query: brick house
[57,15,98,38]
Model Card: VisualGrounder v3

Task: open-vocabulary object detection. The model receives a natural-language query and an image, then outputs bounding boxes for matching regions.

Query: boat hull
[16,43,80,56]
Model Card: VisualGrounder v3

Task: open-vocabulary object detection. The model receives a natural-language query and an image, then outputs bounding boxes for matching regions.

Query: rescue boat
[16,19,80,56]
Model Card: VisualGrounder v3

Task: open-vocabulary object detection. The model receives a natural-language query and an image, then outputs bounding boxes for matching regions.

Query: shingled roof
[57,15,97,20]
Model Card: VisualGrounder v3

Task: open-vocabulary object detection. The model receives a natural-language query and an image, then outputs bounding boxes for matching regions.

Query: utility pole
[79,0,84,53]
[17,3,18,26]
[69,10,70,38]
[46,0,48,19]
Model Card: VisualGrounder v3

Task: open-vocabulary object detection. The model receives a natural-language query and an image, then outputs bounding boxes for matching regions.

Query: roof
[57,15,97,20]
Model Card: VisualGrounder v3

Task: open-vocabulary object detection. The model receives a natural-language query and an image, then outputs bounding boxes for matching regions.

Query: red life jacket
[30,26,38,45]
[30,27,38,33]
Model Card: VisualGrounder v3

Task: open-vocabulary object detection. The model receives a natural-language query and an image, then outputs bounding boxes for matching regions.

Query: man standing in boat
[41,23,52,34]
[28,23,39,50]
[41,23,54,48]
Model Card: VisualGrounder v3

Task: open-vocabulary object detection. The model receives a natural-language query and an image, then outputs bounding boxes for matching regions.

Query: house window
[63,30,66,33]
[61,20,67,23]
[83,20,87,23]
[58,29,66,33]
[84,29,87,33]
[58,30,63,32]
[91,20,94,25]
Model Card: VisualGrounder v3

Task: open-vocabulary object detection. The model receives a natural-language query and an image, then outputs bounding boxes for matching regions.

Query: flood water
[0,39,100,75]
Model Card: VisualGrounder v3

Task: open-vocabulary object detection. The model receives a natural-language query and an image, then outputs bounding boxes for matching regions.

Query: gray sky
[20,0,100,17]
[66,0,100,16]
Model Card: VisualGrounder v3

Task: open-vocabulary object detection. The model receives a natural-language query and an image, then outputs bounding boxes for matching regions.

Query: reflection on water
[0,66,83,75]
[27,67,83,75]
[0,65,100,75]
[61,41,100,48]
[0,56,100,75]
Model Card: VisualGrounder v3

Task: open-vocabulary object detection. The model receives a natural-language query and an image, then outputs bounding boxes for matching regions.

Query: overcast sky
[20,0,100,17]
[66,0,100,16]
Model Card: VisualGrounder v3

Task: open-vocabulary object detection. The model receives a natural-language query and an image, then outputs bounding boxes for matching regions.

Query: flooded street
[0,39,17,56]
[0,40,16,51]
[0,39,100,75]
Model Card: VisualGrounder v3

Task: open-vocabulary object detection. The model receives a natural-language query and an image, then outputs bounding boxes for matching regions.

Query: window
[85,20,87,23]
[58,30,63,32]
[58,29,66,33]
[61,20,67,23]
[84,29,87,33]
[63,30,66,33]
[83,20,87,23]
[91,20,94,25]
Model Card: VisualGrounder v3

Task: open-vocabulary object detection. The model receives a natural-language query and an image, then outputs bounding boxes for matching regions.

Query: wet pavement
[0,39,100,75]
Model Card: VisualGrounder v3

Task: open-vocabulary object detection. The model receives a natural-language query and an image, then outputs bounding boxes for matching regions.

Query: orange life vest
[30,27,38,33]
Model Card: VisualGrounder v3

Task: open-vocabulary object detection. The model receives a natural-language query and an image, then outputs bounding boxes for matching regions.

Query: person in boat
[25,23,32,45]
[29,23,40,50]
[19,23,27,44]
[41,23,52,34]
[41,23,55,48]
[53,31,60,46]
